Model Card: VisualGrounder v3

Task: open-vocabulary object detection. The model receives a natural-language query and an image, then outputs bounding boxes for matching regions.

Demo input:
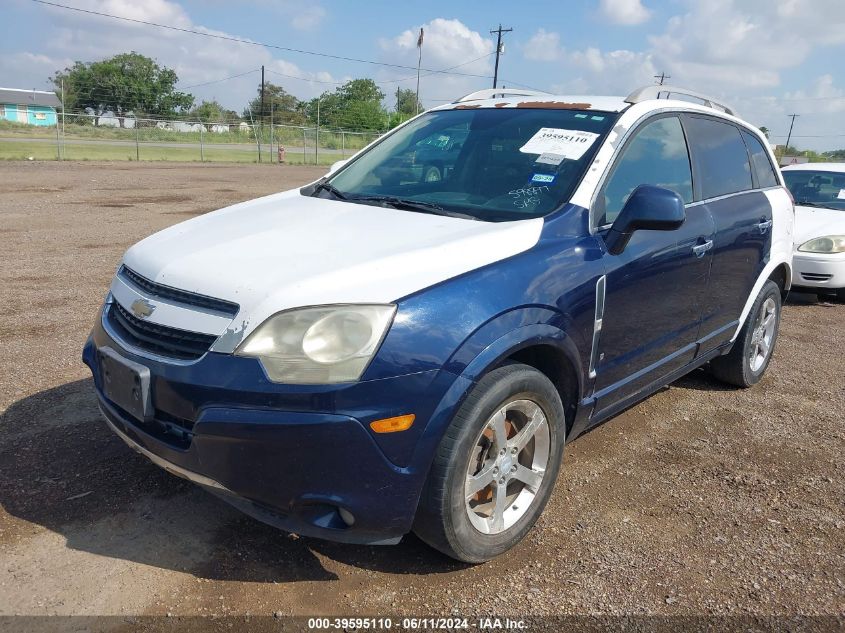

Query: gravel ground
[0,162,843,623]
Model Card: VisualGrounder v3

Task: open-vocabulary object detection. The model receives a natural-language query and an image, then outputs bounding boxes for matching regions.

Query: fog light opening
[338,507,355,526]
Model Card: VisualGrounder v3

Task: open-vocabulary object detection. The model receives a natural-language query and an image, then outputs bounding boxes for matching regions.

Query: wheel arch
[499,344,580,435]
[731,257,792,342]
[443,321,585,442]
[768,261,792,299]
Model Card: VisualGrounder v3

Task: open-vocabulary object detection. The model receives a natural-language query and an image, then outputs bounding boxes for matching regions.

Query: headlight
[798,235,845,253]
[235,305,396,384]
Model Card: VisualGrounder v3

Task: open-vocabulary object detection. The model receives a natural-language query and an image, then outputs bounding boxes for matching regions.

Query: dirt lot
[0,162,843,621]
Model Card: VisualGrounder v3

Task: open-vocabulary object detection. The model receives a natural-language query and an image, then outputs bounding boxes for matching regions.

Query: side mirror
[605,185,686,255]
[327,159,348,175]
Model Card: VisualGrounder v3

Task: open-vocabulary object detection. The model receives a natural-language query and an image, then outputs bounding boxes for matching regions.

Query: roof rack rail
[624,85,738,117]
[454,88,549,103]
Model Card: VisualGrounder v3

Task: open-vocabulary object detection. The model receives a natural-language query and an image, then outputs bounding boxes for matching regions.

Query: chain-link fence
[0,112,384,165]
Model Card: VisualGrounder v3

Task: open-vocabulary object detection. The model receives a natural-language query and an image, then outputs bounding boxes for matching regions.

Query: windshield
[783,169,845,210]
[323,107,616,222]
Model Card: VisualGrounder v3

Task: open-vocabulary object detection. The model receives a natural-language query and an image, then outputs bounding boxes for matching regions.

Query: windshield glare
[783,169,845,210]
[327,108,616,222]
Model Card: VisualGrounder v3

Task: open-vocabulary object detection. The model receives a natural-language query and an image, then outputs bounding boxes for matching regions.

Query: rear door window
[741,130,779,188]
[596,115,693,226]
[684,116,753,199]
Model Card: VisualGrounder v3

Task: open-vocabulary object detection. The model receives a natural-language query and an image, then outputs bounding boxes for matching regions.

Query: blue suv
[83,85,794,562]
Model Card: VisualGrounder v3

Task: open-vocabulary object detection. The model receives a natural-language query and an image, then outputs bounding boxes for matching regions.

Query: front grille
[107,302,217,360]
[801,272,833,282]
[119,266,239,317]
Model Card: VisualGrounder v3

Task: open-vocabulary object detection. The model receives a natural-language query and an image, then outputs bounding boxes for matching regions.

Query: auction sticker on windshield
[519,128,599,160]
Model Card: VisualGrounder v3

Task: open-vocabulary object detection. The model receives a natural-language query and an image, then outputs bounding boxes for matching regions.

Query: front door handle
[757,218,773,234]
[692,239,713,258]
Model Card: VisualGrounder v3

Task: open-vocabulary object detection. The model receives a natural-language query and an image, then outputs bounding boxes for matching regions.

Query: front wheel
[423,165,442,182]
[710,280,782,387]
[413,364,566,563]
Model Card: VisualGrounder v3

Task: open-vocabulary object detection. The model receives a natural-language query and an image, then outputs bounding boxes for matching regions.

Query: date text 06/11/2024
[306,617,528,630]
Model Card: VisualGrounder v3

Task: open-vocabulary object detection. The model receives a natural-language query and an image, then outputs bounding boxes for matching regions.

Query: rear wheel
[710,280,781,387]
[413,364,565,563]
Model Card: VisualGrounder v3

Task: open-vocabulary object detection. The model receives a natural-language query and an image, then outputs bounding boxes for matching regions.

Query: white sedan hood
[120,190,543,352]
[794,204,845,246]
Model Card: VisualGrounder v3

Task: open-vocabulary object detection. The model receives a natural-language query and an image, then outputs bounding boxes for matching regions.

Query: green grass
[0,140,339,164]
[0,118,379,151]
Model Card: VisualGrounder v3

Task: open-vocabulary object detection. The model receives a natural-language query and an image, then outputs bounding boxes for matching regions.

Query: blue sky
[2,0,844,150]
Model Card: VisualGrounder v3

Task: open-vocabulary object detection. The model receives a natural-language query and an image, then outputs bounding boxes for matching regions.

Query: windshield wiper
[795,200,840,210]
[313,181,347,200]
[348,195,480,220]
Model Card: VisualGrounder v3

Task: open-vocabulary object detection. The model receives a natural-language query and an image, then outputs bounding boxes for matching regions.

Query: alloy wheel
[464,398,550,535]
[749,297,777,372]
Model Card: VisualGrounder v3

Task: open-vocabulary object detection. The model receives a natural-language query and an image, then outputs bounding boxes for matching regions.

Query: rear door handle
[692,239,713,258]
[757,219,773,234]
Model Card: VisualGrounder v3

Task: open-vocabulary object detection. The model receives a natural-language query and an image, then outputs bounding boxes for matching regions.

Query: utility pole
[259,64,265,163]
[785,114,799,151]
[315,97,320,165]
[654,72,670,85]
[490,24,512,89]
[415,28,424,115]
[60,78,65,160]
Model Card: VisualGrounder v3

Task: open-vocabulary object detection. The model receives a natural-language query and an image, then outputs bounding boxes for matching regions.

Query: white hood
[120,190,543,352]
[793,204,845,247]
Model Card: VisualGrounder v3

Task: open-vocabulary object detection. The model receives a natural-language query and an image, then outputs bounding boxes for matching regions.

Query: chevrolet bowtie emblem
[130,298,156,319]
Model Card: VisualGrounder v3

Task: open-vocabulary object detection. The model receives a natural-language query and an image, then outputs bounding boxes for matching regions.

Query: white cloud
[290,5,326,31]
[599,0,651,26]
[378,19,494,106]
[554,48,656,95]
[783,74,845,115]
[523,29,564,62]
[2,0,336,112]
[520,1,845,150]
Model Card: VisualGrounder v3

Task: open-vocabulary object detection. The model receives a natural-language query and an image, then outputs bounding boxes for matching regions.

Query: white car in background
[782,163,845,302]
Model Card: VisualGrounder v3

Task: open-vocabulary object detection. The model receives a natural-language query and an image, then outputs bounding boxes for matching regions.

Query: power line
[497,78,546,93]
[183,68,260,89]
[266,68,344,85]
[30,0,493,80]
[378,52,495,87]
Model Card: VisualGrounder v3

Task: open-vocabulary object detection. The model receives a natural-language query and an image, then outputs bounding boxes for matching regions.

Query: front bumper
[83,308,461,544]
[792,250,845,290]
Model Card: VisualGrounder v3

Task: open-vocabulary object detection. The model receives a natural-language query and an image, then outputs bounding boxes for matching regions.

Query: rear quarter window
[684,116,753,200]
[741,130,779,188]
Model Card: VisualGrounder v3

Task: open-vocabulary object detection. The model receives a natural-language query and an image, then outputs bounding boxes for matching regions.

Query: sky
[1,0,844,151]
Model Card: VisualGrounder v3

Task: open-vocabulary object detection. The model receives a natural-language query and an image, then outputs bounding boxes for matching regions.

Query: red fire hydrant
[278,146,286,164]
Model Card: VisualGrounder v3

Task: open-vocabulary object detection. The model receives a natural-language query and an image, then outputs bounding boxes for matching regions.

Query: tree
[190,100,227,131]
[395,88,422,117]
[222,109,242,132]
[51,52,193,127]
[336,78,385,105]
[759,126,770,139]
[306,78,388,131]
[245,82,305,125]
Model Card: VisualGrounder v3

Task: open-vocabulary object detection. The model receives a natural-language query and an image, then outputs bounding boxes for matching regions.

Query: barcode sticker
[520,128,599,160]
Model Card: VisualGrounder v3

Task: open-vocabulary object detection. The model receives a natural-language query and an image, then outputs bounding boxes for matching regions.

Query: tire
[710,280,781,387]
[413,363,566,563]
[834,288,845,304]
[423,165,442,182]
